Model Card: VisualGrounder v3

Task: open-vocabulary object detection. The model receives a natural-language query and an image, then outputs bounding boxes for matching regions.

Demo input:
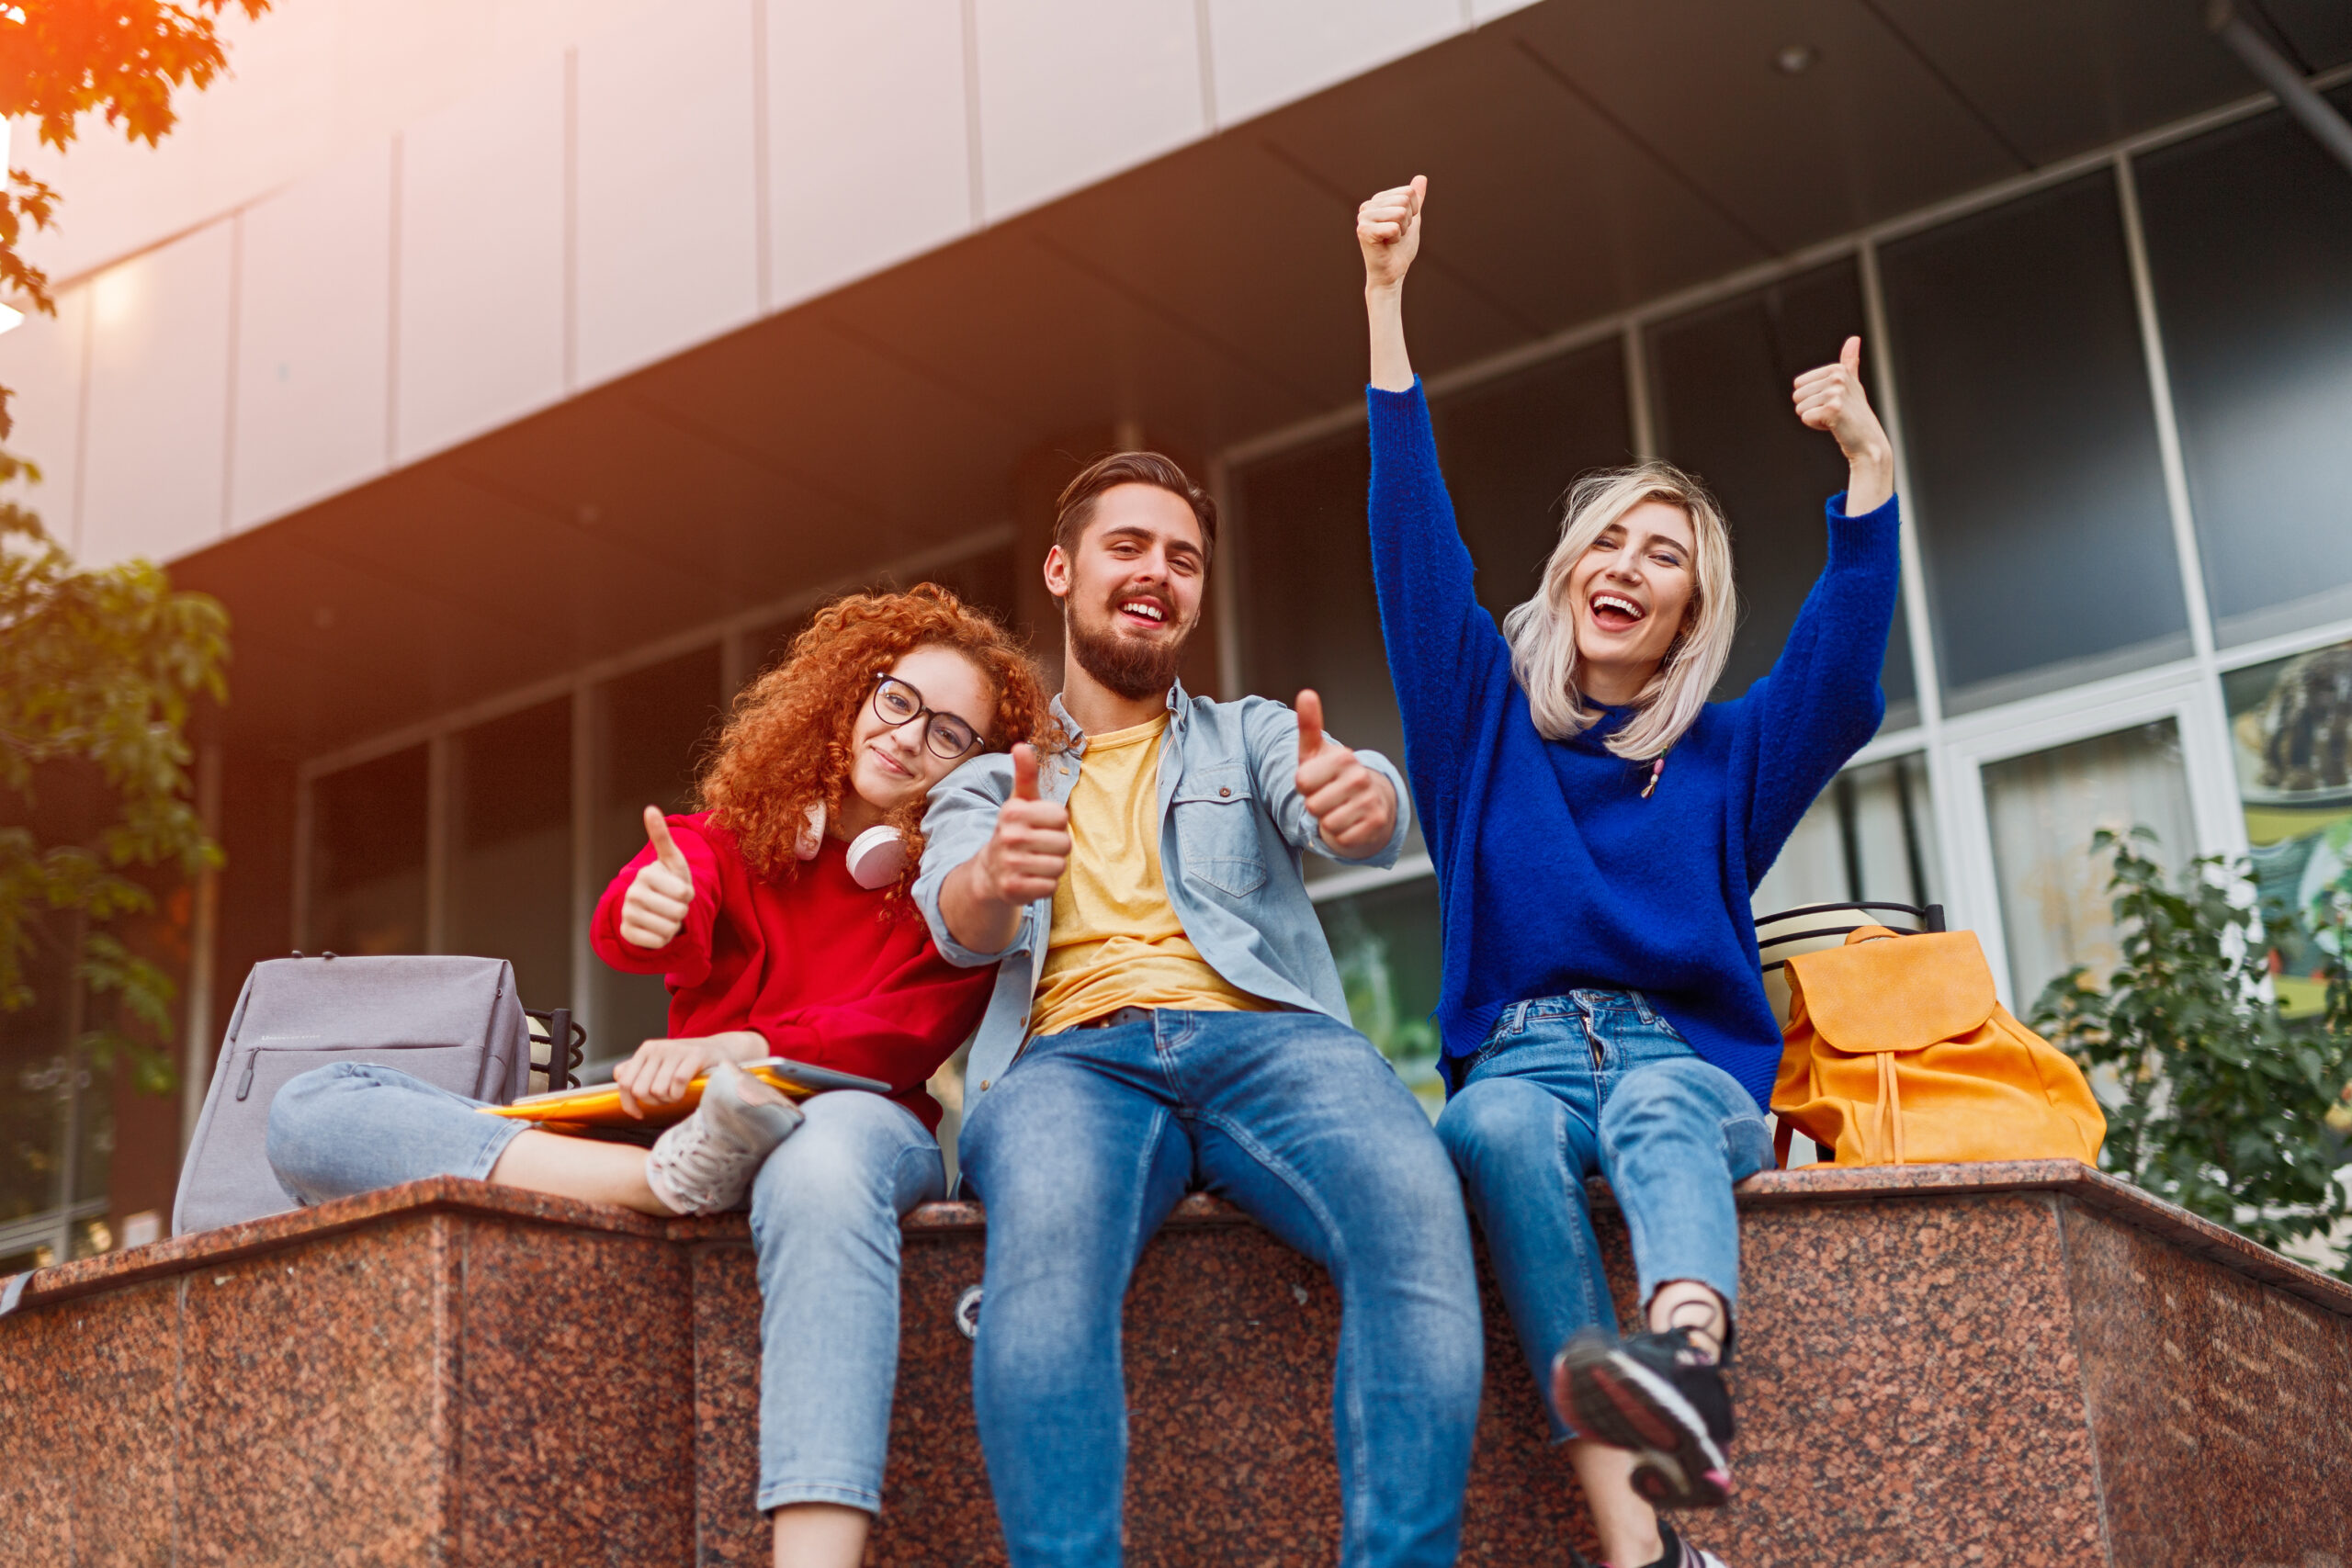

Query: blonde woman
[1357,178,1898,1568]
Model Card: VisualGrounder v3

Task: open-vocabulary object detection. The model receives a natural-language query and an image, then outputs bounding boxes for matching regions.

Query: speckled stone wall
[5,1163,2348,1567]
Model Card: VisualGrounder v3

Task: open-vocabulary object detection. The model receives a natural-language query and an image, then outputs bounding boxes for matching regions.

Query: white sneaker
[644,1062,804,1214]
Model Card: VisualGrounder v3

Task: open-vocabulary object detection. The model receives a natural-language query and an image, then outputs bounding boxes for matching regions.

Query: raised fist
[1357,175,1427,292]
[975,744,1071,906]
[1295,690,1396,857]
[619,806,695,951]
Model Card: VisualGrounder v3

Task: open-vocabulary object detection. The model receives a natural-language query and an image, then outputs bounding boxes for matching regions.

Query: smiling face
[1565,498,1699,705]
[1046,482,1207,701]
[843,643,996,818]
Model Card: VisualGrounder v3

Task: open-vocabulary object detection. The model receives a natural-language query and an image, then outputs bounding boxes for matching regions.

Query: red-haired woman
[267,585,1054,1568]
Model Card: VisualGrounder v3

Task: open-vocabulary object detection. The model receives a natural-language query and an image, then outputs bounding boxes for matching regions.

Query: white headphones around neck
[794,803,910,890]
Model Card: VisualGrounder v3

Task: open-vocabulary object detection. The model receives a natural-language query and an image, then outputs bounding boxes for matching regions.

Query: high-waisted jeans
[1433,990,1771,1439]
[266,1062,944,1515]
[956,1009,1485,1568]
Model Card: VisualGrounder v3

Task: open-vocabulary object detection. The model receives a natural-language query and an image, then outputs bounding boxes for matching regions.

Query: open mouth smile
[1589,592,1646,634]
[1115,597,1171,631]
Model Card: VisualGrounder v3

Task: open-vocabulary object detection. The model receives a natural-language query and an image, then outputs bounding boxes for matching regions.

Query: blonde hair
[1500,461,1737,760]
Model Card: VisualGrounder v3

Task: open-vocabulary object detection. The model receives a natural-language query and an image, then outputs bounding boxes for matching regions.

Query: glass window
[1883,173,2188,712]
[1316,876,1443,1118]
[451,699,574,1013]
[0,916,74,1235]
[1235,428,1402,807]
[1982,719,2195,1010]
[310,746,429,957]
[741,546,1024,688]
[2138,86,2352,649]
[590,648,725,1065]
[2223,637,2352,1019]
[1429,338,1633,627]
[1651,259,1917,729]
[1752,753,1941,919]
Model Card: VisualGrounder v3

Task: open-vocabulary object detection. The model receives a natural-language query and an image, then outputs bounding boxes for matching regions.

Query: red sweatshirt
[590,811,993,1133]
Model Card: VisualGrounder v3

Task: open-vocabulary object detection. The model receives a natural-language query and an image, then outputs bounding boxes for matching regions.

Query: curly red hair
[698,583,1055,887]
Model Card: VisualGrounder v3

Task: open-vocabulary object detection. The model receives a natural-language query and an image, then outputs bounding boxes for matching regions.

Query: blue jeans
[266,1064,944,1515]
[1434,991,1771,1439]
[957,1009,1483,1568]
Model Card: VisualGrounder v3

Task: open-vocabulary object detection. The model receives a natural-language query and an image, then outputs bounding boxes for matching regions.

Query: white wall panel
[396,58,567,464]
[1207,0,1459,127]
[231,141,393,532]
[574,0,762,387]
[0,285,89,547]
[974,0,1204,221]
[1469,0,1545,19]
[79,223,236,568]
[766,0,973,304]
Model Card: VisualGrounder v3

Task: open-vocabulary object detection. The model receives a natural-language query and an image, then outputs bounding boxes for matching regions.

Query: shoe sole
[1552,1341,1733,1510]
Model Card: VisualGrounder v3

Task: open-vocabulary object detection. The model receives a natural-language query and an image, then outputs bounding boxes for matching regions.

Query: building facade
[3,0,2350,1269]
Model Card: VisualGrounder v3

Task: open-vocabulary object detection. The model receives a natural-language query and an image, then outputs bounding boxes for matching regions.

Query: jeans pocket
[1172,769,1267,898]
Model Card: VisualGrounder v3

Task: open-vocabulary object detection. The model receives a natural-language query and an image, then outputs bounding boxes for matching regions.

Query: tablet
[481,1056,892,1131]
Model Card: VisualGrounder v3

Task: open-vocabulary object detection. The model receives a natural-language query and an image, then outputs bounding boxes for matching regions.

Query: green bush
[2030,827,2352,1280]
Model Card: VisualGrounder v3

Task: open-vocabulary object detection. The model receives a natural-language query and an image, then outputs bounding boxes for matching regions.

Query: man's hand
[1295,690,1396,858]
[613,1031,764,1119]
[942,745,1070,955]
[1793,336,1895,515]
[620,807,694,950]
[1357,175,1426,292]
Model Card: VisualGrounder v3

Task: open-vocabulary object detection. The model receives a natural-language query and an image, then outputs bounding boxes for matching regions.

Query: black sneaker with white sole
[1552,1326,1735,1509]
[1566,1520,1729,1568]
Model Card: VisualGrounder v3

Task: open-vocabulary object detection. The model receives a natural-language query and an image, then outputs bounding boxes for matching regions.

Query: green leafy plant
[2,488,227,1092]
[2030,827,2352,1278]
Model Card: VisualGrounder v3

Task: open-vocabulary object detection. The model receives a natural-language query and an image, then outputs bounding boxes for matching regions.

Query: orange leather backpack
[1770,925,2106,1168]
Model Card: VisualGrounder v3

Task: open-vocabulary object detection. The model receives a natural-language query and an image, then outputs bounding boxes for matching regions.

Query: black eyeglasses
[872,675,984,761]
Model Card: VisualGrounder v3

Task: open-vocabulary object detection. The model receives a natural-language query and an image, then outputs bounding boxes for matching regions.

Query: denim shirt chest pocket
[1170,766,1268,898]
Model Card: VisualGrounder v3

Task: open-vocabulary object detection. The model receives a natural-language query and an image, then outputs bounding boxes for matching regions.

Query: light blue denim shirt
[914,681,1411,1098]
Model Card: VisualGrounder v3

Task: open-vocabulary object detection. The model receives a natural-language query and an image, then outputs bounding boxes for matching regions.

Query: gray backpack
[172,953,546,1237]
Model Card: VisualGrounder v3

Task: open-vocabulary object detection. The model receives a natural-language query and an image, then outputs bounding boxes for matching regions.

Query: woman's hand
[613,1030,768,1119]
[1793,336,1895,515]
[1358,176,1426,392]
[1357,176,1426,291]
[619,807,695,950]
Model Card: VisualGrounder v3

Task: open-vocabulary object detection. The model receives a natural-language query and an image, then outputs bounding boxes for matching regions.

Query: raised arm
[1744,337,1904,874]
[1361,176,1424,393]
[1357,177,1516,829]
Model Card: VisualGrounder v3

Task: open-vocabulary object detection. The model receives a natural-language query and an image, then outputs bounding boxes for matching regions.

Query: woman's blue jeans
[266,1063,944,1516]
[1434,990,1771,1439]
[956,1009,1485,1568]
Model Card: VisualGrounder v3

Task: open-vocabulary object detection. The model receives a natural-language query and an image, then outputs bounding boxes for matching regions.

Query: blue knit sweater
[1366,381,1902,1112]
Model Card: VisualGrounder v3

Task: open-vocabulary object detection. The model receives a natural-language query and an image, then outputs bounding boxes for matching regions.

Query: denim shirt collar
[1048,680,1192,757]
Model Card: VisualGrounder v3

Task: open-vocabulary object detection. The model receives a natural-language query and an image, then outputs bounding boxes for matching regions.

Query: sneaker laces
[644,1062,805,1215]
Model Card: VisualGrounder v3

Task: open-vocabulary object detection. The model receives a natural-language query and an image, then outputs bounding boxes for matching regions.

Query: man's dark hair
[1051,452,1218,564]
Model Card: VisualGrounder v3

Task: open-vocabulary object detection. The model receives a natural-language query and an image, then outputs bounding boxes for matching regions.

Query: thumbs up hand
[1792,335,1894,514]
[975,744,1072,907]
[1294,690,1396,858]
[619,806,696,951]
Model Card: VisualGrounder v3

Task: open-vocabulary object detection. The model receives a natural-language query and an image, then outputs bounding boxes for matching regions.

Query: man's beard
[1065,599,1191,701]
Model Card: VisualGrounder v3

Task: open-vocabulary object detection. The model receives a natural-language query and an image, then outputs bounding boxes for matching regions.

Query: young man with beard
[914,453,1485,1568]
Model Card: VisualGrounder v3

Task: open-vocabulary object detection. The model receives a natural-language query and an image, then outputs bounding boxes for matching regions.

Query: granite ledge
[1739,1160,2352,1319]
[13,1162,2346,1325]
[5,1177,668,1314]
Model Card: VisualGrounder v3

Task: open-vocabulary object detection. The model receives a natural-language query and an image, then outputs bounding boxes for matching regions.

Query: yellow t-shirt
[1028,715,1270,1036]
